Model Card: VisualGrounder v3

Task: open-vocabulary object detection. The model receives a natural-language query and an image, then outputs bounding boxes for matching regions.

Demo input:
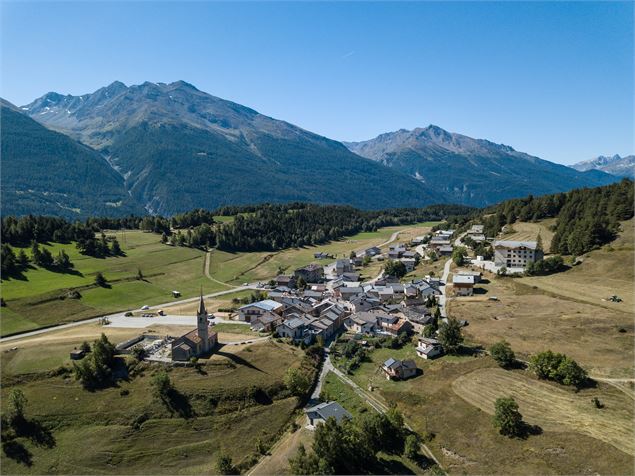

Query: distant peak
[169,80,199,91]
[107,80,127,89]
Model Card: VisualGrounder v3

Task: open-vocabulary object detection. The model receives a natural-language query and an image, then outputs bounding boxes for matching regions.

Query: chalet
[381,358,418,380]
[171,295,218,361]
[348,296,381,313]
[238,299,284,323]
[305,401,352,427]
[493,240,543,270]
[388,244,407,259]
[341,272,361,282]
[411,236,425,245]
[338,286,364,300]
[416,337,443,359]
[452,275,475,296]
[294,263,324,283]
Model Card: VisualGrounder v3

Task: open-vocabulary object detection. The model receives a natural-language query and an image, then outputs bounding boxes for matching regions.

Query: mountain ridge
[20,81,438,215]
[571,154,635,179]
[345,125,619,206]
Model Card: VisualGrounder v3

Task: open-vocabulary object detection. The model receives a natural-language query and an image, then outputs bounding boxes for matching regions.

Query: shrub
[493,396,523,437]
[489,341,515,368]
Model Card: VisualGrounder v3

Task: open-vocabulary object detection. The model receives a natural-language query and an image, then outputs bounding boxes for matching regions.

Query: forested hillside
[0,105,144,219]
[476,179,633,255]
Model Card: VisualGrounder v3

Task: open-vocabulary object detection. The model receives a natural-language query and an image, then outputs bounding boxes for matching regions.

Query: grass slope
[1,340,303,474]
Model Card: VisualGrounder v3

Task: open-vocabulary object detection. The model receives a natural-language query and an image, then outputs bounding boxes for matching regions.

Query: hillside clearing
[452,367,634,455]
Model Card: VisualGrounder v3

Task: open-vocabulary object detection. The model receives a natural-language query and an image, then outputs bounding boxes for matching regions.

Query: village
[82,225,544,427]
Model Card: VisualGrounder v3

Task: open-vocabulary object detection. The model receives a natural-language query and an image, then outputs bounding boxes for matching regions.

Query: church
[171,293,218,361]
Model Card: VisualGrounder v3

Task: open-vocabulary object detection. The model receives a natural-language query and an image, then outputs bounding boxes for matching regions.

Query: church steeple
[197,288,209,344]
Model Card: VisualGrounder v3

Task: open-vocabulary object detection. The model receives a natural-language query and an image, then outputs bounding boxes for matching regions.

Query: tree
[7,388,27,425]
[16,249,29,267]
[438,317,463,354]
[297,276,307,290]
[94,272,108,287]
[111,238,122,256]
[54,249,72,269]
[1,244,17,275]
[554,356,587,387]
[403,434,420,460]
[153,371,173,401]
[80,341,91,353]
[384,260,407,278]
[452,246,467,266]
[30,241,42,265]
[35,247,54,267]
[216,452,236,475]
[493,396,523,437]
[284,368,311,397]
[490,341,515,368]
[362,255,371,267]
[529,350,587,387]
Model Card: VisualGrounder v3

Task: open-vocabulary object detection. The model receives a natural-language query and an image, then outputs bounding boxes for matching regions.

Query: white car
[141,305,150,310]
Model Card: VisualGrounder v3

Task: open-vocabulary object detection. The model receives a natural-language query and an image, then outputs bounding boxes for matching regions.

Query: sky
[1,1,633,165]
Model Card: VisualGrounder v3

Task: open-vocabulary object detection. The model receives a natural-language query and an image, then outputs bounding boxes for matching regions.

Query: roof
[197,292,207,316]
[305,401,352,423]
[383,357,399,369]
[402,359,417,369]
[239,299,283,311]
[493,240,538,250]
[281,317,305,329]
[297,263,323,272]
[452,275,475,285]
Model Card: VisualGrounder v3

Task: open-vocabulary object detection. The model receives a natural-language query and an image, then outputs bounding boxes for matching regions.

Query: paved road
[0,287,257,343]
[438,258,453,318]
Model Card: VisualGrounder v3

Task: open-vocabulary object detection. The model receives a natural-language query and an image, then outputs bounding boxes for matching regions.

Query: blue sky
[1,1,633,164]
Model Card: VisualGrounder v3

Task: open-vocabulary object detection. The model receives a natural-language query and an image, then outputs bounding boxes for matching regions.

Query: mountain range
[571,154,635,179]
[0,80,623,218]
[344,127,619,206]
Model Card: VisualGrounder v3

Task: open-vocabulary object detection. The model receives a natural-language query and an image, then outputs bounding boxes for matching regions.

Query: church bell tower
[197,290,209,348]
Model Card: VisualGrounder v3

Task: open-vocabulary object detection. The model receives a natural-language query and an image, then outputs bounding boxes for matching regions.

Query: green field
[338,339,634,475]
[1,222,439,336]
[0,340,306,474]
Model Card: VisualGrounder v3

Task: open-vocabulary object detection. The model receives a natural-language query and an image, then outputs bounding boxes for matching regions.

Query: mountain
[0,102,144,219]
[571,154,635,179]
[344,126,620,207]
[21,81,436,214]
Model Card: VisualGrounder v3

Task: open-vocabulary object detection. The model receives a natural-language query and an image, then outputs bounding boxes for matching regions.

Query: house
[400,258,416,272]
[456,270,482,283]
[402,308,434,332]
[250,310,284,332]
[411,236,425,245]
[381,358,418,380]
[347,311,378,334]
[452,275,475,296]
[305,401,352,427]
[388,244,407,259]
[314,252,332,260]
[493,240,543,270]
[416,337,444,359]
[352,256,363,267]
[294,263,324,283]
[238,299,284,323]
[172,295,218,361]
[364,246,381,257]
[334,259,354,275]
[438,245,453,256]
[276,275,297,288]
[70,349,85,360]
[381,318,413,336]
[276,316,306,340]
[338,286,364,300]
[348,296,381,313]
[341,272,361,282]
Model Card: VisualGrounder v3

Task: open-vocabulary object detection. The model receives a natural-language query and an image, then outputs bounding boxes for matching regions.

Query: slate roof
[305,401,352,423]
[239,299,283,311]
[493,240,538,250]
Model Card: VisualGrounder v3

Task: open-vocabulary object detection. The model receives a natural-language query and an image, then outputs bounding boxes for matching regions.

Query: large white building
[493,240,543,270]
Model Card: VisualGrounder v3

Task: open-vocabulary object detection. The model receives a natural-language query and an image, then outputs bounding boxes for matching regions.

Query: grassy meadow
[1,339,305,474]
[340,342,634,474]
[1,222,439,336]
[449,219,635,378]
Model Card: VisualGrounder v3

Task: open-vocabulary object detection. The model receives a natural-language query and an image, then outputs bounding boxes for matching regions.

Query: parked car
[141,305,150,310]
